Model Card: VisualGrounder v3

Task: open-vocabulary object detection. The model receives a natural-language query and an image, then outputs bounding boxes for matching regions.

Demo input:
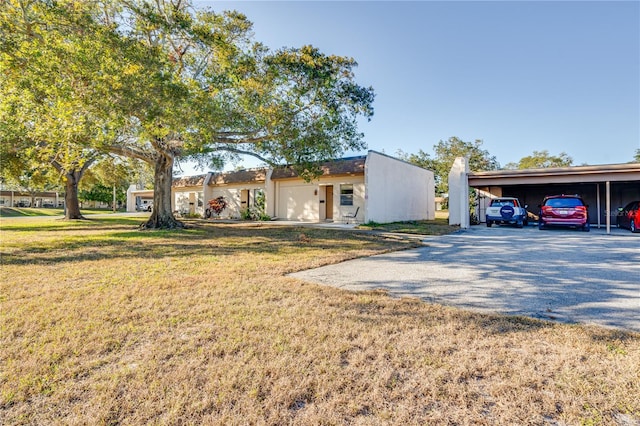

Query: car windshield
[545,198,583,208]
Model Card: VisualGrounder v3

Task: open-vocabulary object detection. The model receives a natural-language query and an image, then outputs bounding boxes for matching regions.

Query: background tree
[0,144,61,207]
[0,0,121,219]
[401,137,499,195]
[634,149,640,162]
[79,157,144,209]
[504,150,573,169]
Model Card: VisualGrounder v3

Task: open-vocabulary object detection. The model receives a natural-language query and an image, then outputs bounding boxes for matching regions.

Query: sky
[181,0,640,174]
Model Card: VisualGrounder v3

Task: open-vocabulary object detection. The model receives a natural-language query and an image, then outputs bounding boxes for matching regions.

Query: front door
[325,185,333,220]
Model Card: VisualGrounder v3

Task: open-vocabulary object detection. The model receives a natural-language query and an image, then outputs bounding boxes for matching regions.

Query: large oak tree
[2,0,374,228]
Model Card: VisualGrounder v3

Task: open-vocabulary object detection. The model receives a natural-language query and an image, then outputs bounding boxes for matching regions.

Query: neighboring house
[126,150,436,223]
[0,190,62,208]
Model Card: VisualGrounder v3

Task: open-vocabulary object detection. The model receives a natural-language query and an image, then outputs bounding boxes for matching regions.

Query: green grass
[0,207,129,218]
[1,217,639,425]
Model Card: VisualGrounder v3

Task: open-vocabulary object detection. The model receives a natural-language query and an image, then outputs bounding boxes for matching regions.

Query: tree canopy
[1,0,375,228]
[400,137,499,195]
[504,150,573,170]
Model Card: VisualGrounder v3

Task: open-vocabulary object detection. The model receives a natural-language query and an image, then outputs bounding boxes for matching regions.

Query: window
[340,184,353,206]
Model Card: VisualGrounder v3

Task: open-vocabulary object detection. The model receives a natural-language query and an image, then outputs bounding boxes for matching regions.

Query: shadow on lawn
[0,221,403,266]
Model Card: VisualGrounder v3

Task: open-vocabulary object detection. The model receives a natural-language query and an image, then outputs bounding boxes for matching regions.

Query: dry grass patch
[1,217,638,425]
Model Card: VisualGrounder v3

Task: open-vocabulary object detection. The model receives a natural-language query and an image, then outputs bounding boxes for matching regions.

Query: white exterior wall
[364,151,435,223]
[173,187,204,216]
[208,183,265,219]
[448,157,470,228]
[275,176,365,222]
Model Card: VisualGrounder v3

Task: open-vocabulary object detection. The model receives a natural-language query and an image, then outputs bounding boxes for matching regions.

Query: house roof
[270,156,366,180]
[207,168,268,186]
[468,162,640,186]
[173,174,207,188]
[1,190,60,197]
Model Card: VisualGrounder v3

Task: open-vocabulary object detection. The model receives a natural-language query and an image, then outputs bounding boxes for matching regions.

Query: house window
[340,184,353,206]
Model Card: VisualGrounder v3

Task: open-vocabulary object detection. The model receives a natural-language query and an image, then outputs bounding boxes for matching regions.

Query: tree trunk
[142,153,183,229]
[64,170,84,220]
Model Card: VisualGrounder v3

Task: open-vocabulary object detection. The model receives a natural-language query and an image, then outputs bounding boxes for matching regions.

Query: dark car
[617,201,640,233]
[538,194,590,232]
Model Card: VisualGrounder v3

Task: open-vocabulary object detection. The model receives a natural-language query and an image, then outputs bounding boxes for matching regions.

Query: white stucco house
[126,150,435,223]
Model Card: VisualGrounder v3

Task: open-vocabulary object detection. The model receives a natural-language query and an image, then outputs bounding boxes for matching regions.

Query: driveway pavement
[290,225,640,332]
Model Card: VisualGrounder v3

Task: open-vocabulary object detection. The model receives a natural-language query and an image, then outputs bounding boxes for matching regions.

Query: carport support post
[596,183,601,229]
[606,181,611,234]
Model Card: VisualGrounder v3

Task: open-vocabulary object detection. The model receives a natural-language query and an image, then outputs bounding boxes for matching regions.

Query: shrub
[206,196,227,218]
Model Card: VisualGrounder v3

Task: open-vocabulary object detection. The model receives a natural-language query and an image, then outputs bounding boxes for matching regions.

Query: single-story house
[448,157,640,233]
[0,190,62,208]
[126,150,435,223]
[268,151,435,223]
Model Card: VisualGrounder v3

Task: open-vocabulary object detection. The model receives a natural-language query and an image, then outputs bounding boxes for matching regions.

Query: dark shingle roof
[173,174,207,188]
[270,156,366,180]
[207,168,268,186]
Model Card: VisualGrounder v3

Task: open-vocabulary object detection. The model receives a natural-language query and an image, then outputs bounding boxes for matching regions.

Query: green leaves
[401,137,499,195]
[504,150,573,169]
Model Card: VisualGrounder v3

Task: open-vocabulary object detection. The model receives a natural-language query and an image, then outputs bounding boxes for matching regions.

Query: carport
[469,163,640,233]
[448,158,640,233]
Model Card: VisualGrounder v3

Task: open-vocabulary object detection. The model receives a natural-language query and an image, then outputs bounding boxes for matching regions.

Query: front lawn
[1,217,638,425]
[0,207,127,218]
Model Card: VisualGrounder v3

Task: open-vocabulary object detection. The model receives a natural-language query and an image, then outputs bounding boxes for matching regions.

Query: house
[267,151,435,223]
[126,150,436,223]
[0,190,62,208]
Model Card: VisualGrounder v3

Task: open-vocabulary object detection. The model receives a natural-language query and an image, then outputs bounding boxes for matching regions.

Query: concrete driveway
[290,225,640,332]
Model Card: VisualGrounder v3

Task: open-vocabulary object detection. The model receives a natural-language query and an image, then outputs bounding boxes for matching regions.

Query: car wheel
[582,222,590,232]
[516,220,523,229]
[632,220,637,233]
[538,220,545,230]
[486,221,492,227]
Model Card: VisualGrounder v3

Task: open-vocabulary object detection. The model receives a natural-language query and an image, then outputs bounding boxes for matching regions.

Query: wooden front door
[325,185,333,220]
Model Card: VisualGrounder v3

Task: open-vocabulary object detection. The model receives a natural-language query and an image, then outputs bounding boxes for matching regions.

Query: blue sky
[183,1,640,173]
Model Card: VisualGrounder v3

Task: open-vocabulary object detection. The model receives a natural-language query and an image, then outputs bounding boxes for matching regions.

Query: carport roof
[469,162,640,186]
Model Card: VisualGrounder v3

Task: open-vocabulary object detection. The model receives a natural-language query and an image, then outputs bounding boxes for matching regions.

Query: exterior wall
[173,186,204,216]
[264,169,276,218]
[448,157,470,228]
[274,176,365,222]
[208,183,265,219]
[364,151,435,223]
[0,192,60,208]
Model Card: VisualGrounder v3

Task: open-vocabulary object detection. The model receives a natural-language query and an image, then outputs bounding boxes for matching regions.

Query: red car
[538,195,590,232]
[617,201,640,233]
